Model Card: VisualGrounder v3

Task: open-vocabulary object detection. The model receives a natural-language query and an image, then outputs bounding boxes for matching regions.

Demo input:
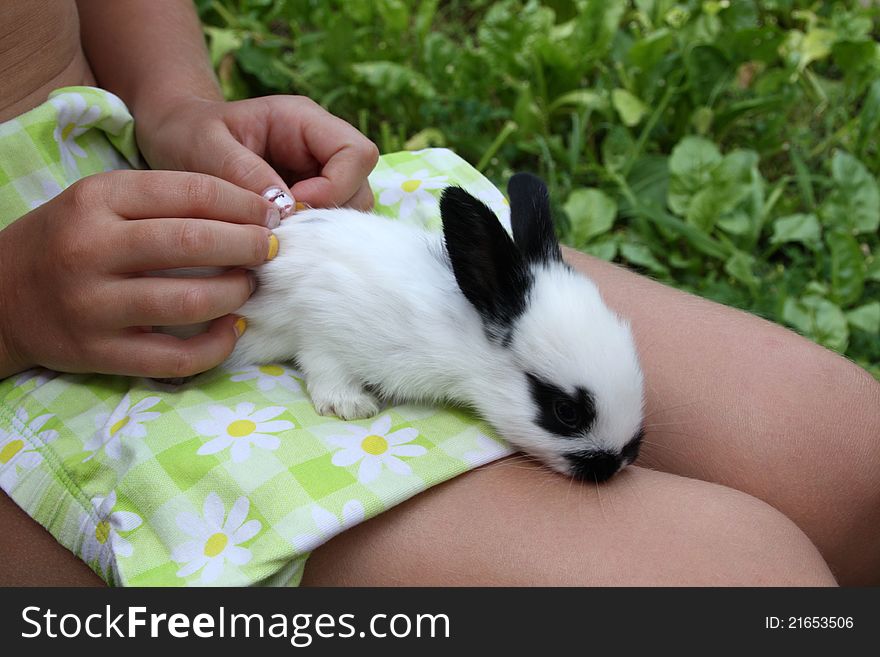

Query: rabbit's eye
[553,400,579,428]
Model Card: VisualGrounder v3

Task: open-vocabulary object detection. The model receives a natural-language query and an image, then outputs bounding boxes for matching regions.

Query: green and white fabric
[0,86,512,586]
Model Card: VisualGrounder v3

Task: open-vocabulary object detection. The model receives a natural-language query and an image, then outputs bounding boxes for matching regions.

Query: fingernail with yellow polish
[233,316,247,338]
[267,233,279,261]
[261,186,295,218]
[295,201,308,212]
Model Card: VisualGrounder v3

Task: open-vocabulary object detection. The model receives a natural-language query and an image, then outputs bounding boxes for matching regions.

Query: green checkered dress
[0,87,512,586]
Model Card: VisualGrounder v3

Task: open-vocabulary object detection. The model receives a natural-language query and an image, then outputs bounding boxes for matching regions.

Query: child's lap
[0,87,512,585]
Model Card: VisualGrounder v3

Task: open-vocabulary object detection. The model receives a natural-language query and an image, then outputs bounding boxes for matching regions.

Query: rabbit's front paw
[308,381,380,421]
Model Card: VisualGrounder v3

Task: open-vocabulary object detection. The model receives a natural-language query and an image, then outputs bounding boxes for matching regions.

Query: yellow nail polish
[295,201,307,212]
[267,234,279,261]
[233,316,247,338]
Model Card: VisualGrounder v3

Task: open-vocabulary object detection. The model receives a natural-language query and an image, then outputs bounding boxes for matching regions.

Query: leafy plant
[197,0,880,377]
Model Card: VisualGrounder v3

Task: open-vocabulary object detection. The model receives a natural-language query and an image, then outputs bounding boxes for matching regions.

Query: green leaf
[667,136,722,215]
[620,242,669,275]
[564,188,618,245]
[627,29,674,70]
[548,89,608,114]
[867,256,880,282]
[820,151,880,235]
[846,302,880,335]
[724,252,758,289]
[582,238,618,261]
[826,230,866,307]
[351,61,436,98]
[858,79,880,156]
[479,0,554,74]
[783,295,849,353]
[404,128,446,150]
[717,210,752,236]
[601,125,635,173]
[770,213,822,248]
[204,27,243,68]
[612,89,648,127]
[783,27,837,72]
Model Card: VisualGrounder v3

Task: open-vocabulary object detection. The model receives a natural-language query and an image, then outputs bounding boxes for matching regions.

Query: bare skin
[0,2,95,123]
[1,1,878,586]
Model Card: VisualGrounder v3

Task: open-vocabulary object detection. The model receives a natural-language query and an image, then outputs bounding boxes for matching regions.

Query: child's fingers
[264,97,379,207]
[202,132,297,218]
[101,170,281,227]
[106,270,255,327]
[100,316,244,378]
[107,218,276,272]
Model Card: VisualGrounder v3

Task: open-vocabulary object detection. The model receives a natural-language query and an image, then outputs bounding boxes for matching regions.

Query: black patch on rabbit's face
[525,373,597,438]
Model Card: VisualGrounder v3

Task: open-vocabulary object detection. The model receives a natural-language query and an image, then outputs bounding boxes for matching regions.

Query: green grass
[197,0,880,377]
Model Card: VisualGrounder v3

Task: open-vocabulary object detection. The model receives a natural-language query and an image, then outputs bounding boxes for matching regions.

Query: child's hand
[0,170,280,378]
[135,96,380,213]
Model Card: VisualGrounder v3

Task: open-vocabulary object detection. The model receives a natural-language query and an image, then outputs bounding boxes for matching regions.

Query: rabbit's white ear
[441,186,530,330]
[508,173,562,264]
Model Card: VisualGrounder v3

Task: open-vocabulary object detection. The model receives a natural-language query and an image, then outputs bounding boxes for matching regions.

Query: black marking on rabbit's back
[525,372,597,438]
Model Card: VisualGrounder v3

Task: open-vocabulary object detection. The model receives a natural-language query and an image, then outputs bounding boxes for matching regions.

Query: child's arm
[76,0,379,210]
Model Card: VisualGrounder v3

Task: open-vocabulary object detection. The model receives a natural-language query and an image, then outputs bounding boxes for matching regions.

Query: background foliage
[197,0,880,377]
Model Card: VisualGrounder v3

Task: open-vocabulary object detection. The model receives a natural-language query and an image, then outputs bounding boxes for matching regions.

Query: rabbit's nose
[566,450,622,483]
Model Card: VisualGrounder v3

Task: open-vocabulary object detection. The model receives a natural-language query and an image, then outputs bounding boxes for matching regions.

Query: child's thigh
[0,489,103,585]
[562,248,880,585]
[301,459,834,586]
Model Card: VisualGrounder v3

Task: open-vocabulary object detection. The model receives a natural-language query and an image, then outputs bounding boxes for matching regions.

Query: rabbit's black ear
[508,173,562,264]
[441,186,530,330]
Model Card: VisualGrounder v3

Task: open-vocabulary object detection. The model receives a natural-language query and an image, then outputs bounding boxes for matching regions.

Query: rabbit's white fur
[227,206,644,477]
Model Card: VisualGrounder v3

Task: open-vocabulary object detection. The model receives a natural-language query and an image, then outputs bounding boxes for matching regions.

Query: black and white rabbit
[226,173,645,482]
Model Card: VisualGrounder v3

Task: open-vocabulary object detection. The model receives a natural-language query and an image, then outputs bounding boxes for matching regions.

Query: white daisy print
[326,415,427,483]
[194,402,292,462]
[373,168,448,219]
[0,409,58,492]
[50,93,101,173]
[229,364,303,393]
[83,394,161,462]
[290,500,365,553]
[172,493,261,584]
[79,491,142,579]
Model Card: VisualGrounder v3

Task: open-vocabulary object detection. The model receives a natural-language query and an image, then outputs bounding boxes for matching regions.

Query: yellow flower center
[110,416,130,436]
[61,122,76,141]
[0,439,24,464]
[361,434,388,455]
[227,419,256,438]
[204,532,228,557]
[95,520,111,545]
[401,179,421,193]
[258,365,285,377]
